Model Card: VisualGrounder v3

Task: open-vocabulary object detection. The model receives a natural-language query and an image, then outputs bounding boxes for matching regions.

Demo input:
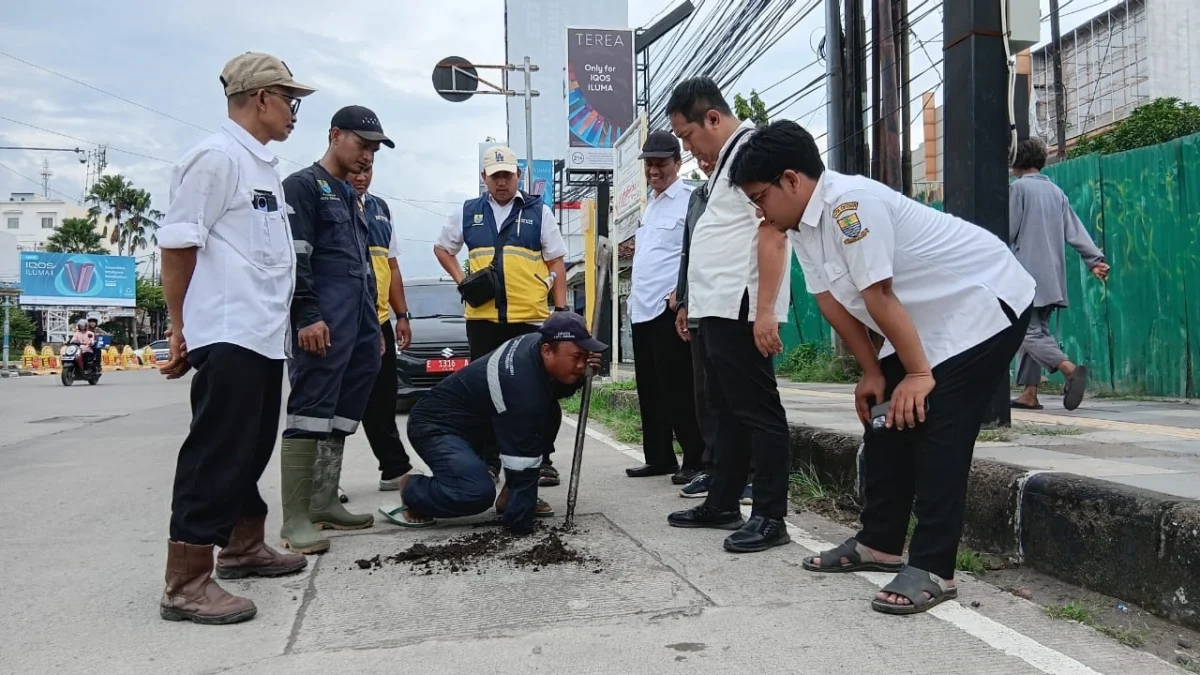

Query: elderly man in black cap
[623,130,706,485]
[277,105,395,555]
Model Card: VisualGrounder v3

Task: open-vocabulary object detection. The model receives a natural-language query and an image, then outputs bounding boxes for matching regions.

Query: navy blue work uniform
[282,163,382,439]
[404,333,572,532]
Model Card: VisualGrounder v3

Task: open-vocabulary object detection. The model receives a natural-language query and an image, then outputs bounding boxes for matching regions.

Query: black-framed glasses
[262,90,301,115]
[745,172,784,208]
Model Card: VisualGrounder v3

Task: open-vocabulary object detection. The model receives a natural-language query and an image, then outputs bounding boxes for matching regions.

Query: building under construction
[1030,0,1200,149]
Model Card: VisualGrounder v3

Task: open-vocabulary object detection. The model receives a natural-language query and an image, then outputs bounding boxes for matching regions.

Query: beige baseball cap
[481,145,519,176]
[220,52,317,98]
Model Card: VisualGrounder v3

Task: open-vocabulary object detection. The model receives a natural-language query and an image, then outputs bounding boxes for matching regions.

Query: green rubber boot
[310,436,375,531]
[279,438,330,554]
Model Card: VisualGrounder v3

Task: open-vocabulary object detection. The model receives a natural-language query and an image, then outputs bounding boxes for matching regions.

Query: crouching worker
[380,312,606,534]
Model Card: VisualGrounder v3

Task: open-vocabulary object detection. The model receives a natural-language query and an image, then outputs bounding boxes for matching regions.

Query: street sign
[432,56,479,103]
[611,113,647,244]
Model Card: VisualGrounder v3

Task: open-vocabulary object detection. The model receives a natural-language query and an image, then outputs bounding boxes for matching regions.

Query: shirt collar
[488,190,526,209]
[220,119,277,166]
[800,171,828,228]
[653,177,686,200]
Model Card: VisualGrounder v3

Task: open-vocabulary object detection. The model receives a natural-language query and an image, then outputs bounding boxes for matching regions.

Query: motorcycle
[60,341,102,386]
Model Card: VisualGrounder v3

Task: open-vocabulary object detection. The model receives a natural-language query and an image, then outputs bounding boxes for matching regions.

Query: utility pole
[844,0,869,176]
[945,0,1012,425]
[876,0,902,190]
[897,0,913,196]
[826,0,846,173]
[1048,0,1069,159]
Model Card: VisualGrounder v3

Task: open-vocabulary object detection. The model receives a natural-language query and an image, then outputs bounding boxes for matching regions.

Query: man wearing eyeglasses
[277,106,395,555]
[157,51,315,625]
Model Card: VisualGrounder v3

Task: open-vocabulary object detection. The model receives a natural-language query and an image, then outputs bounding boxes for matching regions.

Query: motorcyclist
[71,320,96,369]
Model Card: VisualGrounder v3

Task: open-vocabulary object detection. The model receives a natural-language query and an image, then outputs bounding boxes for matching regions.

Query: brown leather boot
[216,515,308,580]
[160,541,257,625]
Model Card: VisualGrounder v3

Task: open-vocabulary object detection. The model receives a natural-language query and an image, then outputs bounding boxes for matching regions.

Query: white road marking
[562,416,1108,675]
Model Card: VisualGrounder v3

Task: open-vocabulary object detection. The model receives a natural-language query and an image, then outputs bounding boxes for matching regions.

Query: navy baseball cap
[330,105,395,148]
[539,312,608,352]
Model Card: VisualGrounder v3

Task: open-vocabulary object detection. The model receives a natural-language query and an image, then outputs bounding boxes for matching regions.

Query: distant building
[2,192,109,253]
[1030,0,1200,150]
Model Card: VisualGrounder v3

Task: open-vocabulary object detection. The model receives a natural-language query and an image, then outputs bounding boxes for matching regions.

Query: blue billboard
[18,251,136,307]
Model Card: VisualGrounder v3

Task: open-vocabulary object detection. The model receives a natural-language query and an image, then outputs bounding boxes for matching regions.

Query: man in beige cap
[156,51,315,625]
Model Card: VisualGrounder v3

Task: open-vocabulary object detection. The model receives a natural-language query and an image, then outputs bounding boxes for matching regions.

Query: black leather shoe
[668,505,745,530]
[723,516,792,553]
[671,468,703,485]
[626,463,678,478]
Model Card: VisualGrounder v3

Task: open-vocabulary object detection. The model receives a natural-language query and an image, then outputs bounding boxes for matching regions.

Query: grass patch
[561,384,643,445]
[789,464,833,506]
[1092,385,1153,401]
[955,549,987,576]
[777,344,861,384]
[1045,601,1151,649]
[977,425,1015,443]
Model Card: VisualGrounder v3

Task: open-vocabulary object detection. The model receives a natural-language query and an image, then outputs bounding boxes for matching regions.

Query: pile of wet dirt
[353,524,599,575]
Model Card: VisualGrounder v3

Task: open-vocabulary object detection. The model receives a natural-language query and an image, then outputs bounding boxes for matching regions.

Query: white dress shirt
[434,192,568,261]
[628,178,692,324]
[789,170,1037,369]
[686,119,792,323]
[157,119,296,360]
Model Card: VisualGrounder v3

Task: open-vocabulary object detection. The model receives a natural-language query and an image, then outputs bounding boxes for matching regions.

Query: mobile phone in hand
[868,399,930,430]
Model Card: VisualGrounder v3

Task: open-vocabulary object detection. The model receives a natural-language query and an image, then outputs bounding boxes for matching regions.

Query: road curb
[599,387,1200,630]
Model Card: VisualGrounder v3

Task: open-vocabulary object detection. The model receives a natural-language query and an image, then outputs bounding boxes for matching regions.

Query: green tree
[135,276,166,340]
[733,90,770,126]
[120,189,162,255]
[1069,97,1200,158]
[86,174,135,254]
[2,307,37,354]
[44,217,106,254]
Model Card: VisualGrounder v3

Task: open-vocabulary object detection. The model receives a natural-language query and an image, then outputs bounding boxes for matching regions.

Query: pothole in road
[352,522,598,575]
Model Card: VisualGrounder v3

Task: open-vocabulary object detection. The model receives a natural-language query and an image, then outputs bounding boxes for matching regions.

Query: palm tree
[45,217,107,254]
[86,175,136,255]
[121,189,162,255]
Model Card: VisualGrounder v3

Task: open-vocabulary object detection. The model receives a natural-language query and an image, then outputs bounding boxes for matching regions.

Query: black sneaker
[668,504,745,530]
[671,467,703,485]
[723,516,791,553]
[678,473,711,498]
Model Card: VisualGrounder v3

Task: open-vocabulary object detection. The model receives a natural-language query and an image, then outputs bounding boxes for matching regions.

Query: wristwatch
[395,312,411,320]
[554,306,571,312]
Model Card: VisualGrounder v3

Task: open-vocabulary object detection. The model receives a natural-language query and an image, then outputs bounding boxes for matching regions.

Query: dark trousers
[363,320,413,481]
[632,307,704,469]
[698,296,790,519]
[465,319,554,468]
[401,432,498,519]
[690,324,718,467]
[169,343,284,547]
[857,304,1031,580]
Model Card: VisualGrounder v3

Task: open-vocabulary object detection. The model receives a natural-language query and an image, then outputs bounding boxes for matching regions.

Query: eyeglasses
[262,90,301,115]
[745,172,784,208]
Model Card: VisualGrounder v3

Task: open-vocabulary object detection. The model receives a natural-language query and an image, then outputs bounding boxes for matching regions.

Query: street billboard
[475,142,556,208]
[612,112,648,244]
[504,0,628,167]
[18,251,136,307]
[565,27,636,170]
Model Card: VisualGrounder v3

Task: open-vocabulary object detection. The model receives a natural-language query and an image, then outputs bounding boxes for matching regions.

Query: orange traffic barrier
[141,346,157,366]
[21,346,39,372]
[121,345,140,369]
[105,346,122,370]
[39,346,58,374]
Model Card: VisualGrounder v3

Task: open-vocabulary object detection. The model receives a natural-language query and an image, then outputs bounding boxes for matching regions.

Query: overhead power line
[0,160,81,203]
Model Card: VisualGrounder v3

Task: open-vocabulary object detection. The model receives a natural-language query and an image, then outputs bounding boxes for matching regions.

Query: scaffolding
[1031,0,1151,145]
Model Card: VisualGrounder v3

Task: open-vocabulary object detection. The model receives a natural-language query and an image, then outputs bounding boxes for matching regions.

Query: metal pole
[523,56,536,193]
[826,0,846,173]
[2,298,11,378]
[1048,0,1069,159]
[898,0,913,196]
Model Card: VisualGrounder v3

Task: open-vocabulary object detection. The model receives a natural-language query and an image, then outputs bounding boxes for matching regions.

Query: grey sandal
[1063,365,1089,411]
[871,566,958,615]
[802,538,904,573]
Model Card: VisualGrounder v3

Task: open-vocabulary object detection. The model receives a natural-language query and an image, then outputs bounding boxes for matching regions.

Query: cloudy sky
[0,0,1113,277]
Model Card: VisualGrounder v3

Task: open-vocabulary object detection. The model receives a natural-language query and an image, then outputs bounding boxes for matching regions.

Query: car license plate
[425,358,469,373]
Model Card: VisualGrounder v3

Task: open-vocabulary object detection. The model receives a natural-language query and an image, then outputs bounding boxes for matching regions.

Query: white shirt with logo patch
[788,170,1036,369]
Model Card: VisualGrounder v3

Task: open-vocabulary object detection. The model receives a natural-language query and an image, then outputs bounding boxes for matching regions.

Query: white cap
[481,145,519,176]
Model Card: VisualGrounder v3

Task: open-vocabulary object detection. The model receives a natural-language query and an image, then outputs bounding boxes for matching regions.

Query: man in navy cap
[277,105,395,555]
[380,312,606,534]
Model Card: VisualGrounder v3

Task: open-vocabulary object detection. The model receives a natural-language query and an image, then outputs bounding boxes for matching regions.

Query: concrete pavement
[778,382,1200,500]
[0,371,1189,674]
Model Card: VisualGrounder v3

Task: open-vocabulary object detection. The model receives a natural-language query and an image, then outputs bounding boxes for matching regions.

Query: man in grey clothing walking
[1008,139,1110,411]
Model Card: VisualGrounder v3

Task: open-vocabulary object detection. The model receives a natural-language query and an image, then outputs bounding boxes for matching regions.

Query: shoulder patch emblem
[316,179,332,195]
[831,201,858,219]
[835,208,869,244]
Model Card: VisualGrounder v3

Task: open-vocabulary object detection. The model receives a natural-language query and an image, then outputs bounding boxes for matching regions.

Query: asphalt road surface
[0,370,1186,675]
